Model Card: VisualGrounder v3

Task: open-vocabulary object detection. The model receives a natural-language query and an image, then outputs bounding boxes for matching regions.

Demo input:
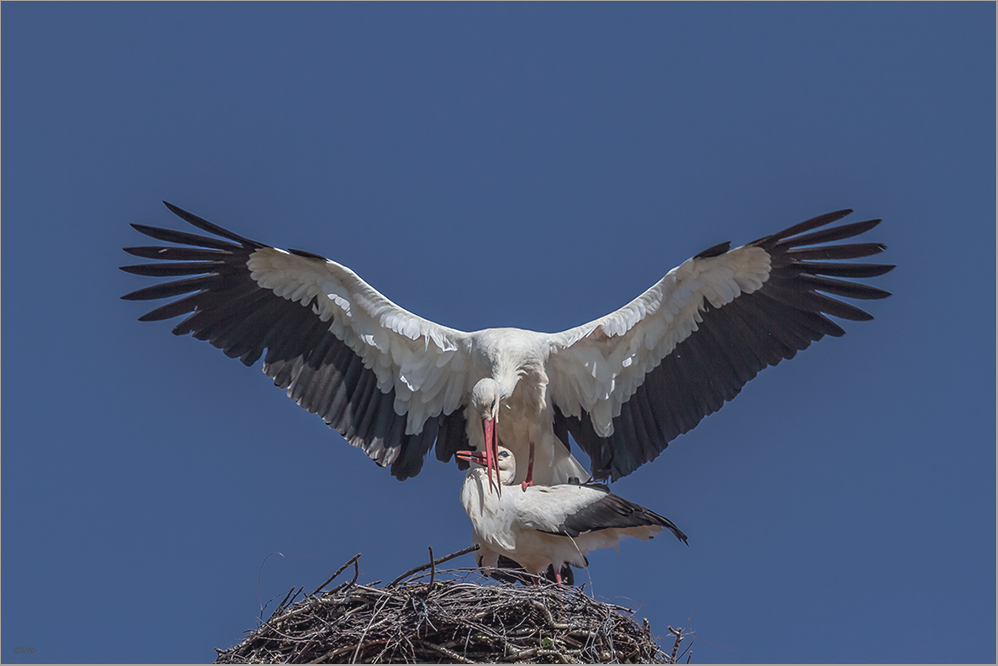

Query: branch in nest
[214,545,680,664]
[387,544,479,587]
[313,553,361,595]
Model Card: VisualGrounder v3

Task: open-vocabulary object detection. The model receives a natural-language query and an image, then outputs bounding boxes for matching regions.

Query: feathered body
[458,447,687,579]
[467,330,589,486]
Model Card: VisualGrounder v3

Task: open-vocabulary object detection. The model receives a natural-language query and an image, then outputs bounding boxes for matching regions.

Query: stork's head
[471,377,503,421]
[457,445,516,487]
[470,378,508,496]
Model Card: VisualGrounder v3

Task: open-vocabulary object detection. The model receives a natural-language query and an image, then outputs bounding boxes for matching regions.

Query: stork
[457,446,687,583]
[121,203,893,489]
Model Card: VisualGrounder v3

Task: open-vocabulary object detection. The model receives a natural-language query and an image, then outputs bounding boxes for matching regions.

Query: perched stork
[458,446,687,583]
[121,203,893,487]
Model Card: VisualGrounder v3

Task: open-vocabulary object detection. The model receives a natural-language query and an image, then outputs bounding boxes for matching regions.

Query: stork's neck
[460,467,508,522]
[492,368,521,403]
[469,463,515,488]
[473,327,550,413]
[495,361,548,418]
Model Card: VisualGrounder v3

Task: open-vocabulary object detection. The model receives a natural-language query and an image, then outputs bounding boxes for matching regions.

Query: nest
[214,546,689,664]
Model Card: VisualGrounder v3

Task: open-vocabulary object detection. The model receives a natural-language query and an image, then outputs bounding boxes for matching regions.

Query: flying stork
[457,446,687,583]
[121,203,893,489]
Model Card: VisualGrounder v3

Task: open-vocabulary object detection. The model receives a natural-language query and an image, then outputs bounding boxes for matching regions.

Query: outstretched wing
[121,202,477,479]
[547,210,894,481]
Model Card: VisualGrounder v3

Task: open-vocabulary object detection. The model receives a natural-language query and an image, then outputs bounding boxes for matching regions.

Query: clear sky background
[2,3,994,664]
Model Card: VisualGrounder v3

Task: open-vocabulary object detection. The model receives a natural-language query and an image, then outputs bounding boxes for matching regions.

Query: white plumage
[458,447,686,582]
[122,203,893,485]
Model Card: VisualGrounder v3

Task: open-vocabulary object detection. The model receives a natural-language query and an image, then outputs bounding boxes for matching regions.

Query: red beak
[456,449,487,465]
[482,417,501,496]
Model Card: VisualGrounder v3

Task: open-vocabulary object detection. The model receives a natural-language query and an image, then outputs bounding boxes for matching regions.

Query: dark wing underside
[557,210,894,481]
[121,202,468,480]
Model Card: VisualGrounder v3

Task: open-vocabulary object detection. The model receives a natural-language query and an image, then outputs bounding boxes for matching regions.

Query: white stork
[457,446,687,583]
[122,203,893,488]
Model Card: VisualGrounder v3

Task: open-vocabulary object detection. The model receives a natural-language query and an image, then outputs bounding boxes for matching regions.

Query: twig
[668,625,683,663]
[427,546,435,591]
[262,557,361,628]
[506,646,573,663]
[322,558,363,599]
[313,553,361,595]
[276,586,298,612]
[418,640,475,663]
[309,638,391,664]
[387,544,479,587]
[529,599,571,630]
[350,590,394,663]
[257,551,286,618]
[677,629,695,663]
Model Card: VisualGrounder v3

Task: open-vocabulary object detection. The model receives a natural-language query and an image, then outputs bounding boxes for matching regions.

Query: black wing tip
[120,287,148,301]
[160,201,261,247]
[129,222,162,235]
[756,208,855,244]
[781,217,884,249]
[694,241,732,260]
[161,201,202,224]
[162,200,184,215]
[137,310,175,322]
[289,248,329,261]
[803,208,855,230]
[656,515,688,544]
[668,525,689,545]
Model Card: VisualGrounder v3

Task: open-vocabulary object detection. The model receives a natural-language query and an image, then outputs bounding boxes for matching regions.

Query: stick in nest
[215,546,678,664]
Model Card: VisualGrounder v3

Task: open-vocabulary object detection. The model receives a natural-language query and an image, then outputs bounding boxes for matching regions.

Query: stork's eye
[499,451,509,458]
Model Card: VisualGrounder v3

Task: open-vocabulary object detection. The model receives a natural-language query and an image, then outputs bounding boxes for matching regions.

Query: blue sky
[2,3,994,663]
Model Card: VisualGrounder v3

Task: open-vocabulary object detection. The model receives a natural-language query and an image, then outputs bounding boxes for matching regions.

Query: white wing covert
[516,484,688,542]
[547,210,894,481]
[121,203,477,479]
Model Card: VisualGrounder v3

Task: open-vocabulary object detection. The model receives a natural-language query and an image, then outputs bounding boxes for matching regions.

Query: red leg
[521,441,535,491]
